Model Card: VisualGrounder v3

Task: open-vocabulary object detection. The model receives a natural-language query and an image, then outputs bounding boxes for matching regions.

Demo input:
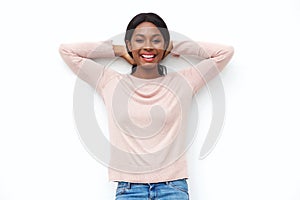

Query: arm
[172,40,234,72]
[171,40,234,94]
[113,45,136,65]
[59,40,116,87]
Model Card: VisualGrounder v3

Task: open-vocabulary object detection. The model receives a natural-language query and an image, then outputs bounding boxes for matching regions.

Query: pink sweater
[59,40,234,183]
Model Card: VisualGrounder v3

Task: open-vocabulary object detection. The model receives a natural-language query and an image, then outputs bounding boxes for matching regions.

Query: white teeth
[141,54,155,58]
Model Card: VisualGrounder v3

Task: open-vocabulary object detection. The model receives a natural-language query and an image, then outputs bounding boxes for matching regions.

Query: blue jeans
[115,178,189,200]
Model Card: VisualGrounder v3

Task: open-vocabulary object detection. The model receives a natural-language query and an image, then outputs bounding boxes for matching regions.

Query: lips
[140,53,156,62]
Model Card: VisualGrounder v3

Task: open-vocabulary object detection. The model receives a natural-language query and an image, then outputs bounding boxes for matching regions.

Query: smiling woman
[59,12,234,200]
[127,23,165,71]
[124,13,170,79]
[127,23,166,78]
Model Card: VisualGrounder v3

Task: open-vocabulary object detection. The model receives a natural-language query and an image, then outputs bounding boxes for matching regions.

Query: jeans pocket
[167,179,189,194]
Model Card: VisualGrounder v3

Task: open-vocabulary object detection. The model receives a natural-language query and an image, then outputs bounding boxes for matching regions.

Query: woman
[59,12,234,200]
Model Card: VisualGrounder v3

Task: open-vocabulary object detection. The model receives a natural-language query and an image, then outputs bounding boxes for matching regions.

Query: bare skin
[113,22,176,79]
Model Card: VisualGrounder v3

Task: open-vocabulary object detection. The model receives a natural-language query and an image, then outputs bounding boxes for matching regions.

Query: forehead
[133,22,162,36]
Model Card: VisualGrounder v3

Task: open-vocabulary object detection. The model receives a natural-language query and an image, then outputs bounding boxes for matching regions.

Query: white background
[1,0,300,199]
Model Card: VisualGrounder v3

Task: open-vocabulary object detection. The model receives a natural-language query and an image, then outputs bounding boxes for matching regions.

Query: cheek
[130,43,143,51]
[131,49,139,56]
[153,43,166,51]
[156,49,165,58]
[131,50,141,61]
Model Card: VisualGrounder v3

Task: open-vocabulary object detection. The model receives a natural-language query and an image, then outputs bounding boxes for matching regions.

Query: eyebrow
[134,33,162,37]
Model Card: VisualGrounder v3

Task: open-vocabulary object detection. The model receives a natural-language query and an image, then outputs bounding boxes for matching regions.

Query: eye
[152,39,161,44]
[135,39,144,43]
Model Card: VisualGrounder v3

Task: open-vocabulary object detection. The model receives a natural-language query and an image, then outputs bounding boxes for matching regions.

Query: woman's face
[127,22,166,69]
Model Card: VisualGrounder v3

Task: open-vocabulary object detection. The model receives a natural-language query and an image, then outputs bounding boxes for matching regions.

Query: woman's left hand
[163,41,179,59]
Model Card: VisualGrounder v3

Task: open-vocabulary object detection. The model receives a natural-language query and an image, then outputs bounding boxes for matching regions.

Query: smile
[141,54,156,58]
[140,54,157,62]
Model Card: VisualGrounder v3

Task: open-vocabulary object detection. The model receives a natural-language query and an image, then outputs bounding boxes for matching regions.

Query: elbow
[58,43,68,56]
[223,45,235,64]
[215,45,235,71]
[226,45,235,58]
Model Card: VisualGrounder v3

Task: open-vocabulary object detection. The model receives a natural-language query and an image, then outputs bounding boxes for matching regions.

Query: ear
[126,40,132,51]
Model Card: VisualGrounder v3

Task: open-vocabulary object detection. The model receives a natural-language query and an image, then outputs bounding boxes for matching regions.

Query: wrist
[113,45,127,57]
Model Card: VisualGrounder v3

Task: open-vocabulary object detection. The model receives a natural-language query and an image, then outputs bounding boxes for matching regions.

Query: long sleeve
[172,40,234,94]
[172,40,234,72]
[59,40,115,88]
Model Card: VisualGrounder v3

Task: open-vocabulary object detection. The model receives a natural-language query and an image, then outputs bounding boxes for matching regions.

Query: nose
[143,40,153,51]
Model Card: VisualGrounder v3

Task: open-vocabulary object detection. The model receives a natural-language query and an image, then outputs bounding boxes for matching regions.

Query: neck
[132,66,162,79]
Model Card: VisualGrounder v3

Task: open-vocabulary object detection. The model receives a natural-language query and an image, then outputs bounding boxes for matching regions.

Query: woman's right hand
[113,45,136,65]
[121,53,136,65]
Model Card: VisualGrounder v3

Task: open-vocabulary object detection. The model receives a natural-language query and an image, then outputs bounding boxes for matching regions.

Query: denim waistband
[117,178,187,189]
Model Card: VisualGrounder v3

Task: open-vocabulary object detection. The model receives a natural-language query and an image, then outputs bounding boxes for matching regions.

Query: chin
[139,62,158,69]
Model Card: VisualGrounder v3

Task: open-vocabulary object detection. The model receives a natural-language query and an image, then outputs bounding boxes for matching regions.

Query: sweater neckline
[127,74,166,81]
